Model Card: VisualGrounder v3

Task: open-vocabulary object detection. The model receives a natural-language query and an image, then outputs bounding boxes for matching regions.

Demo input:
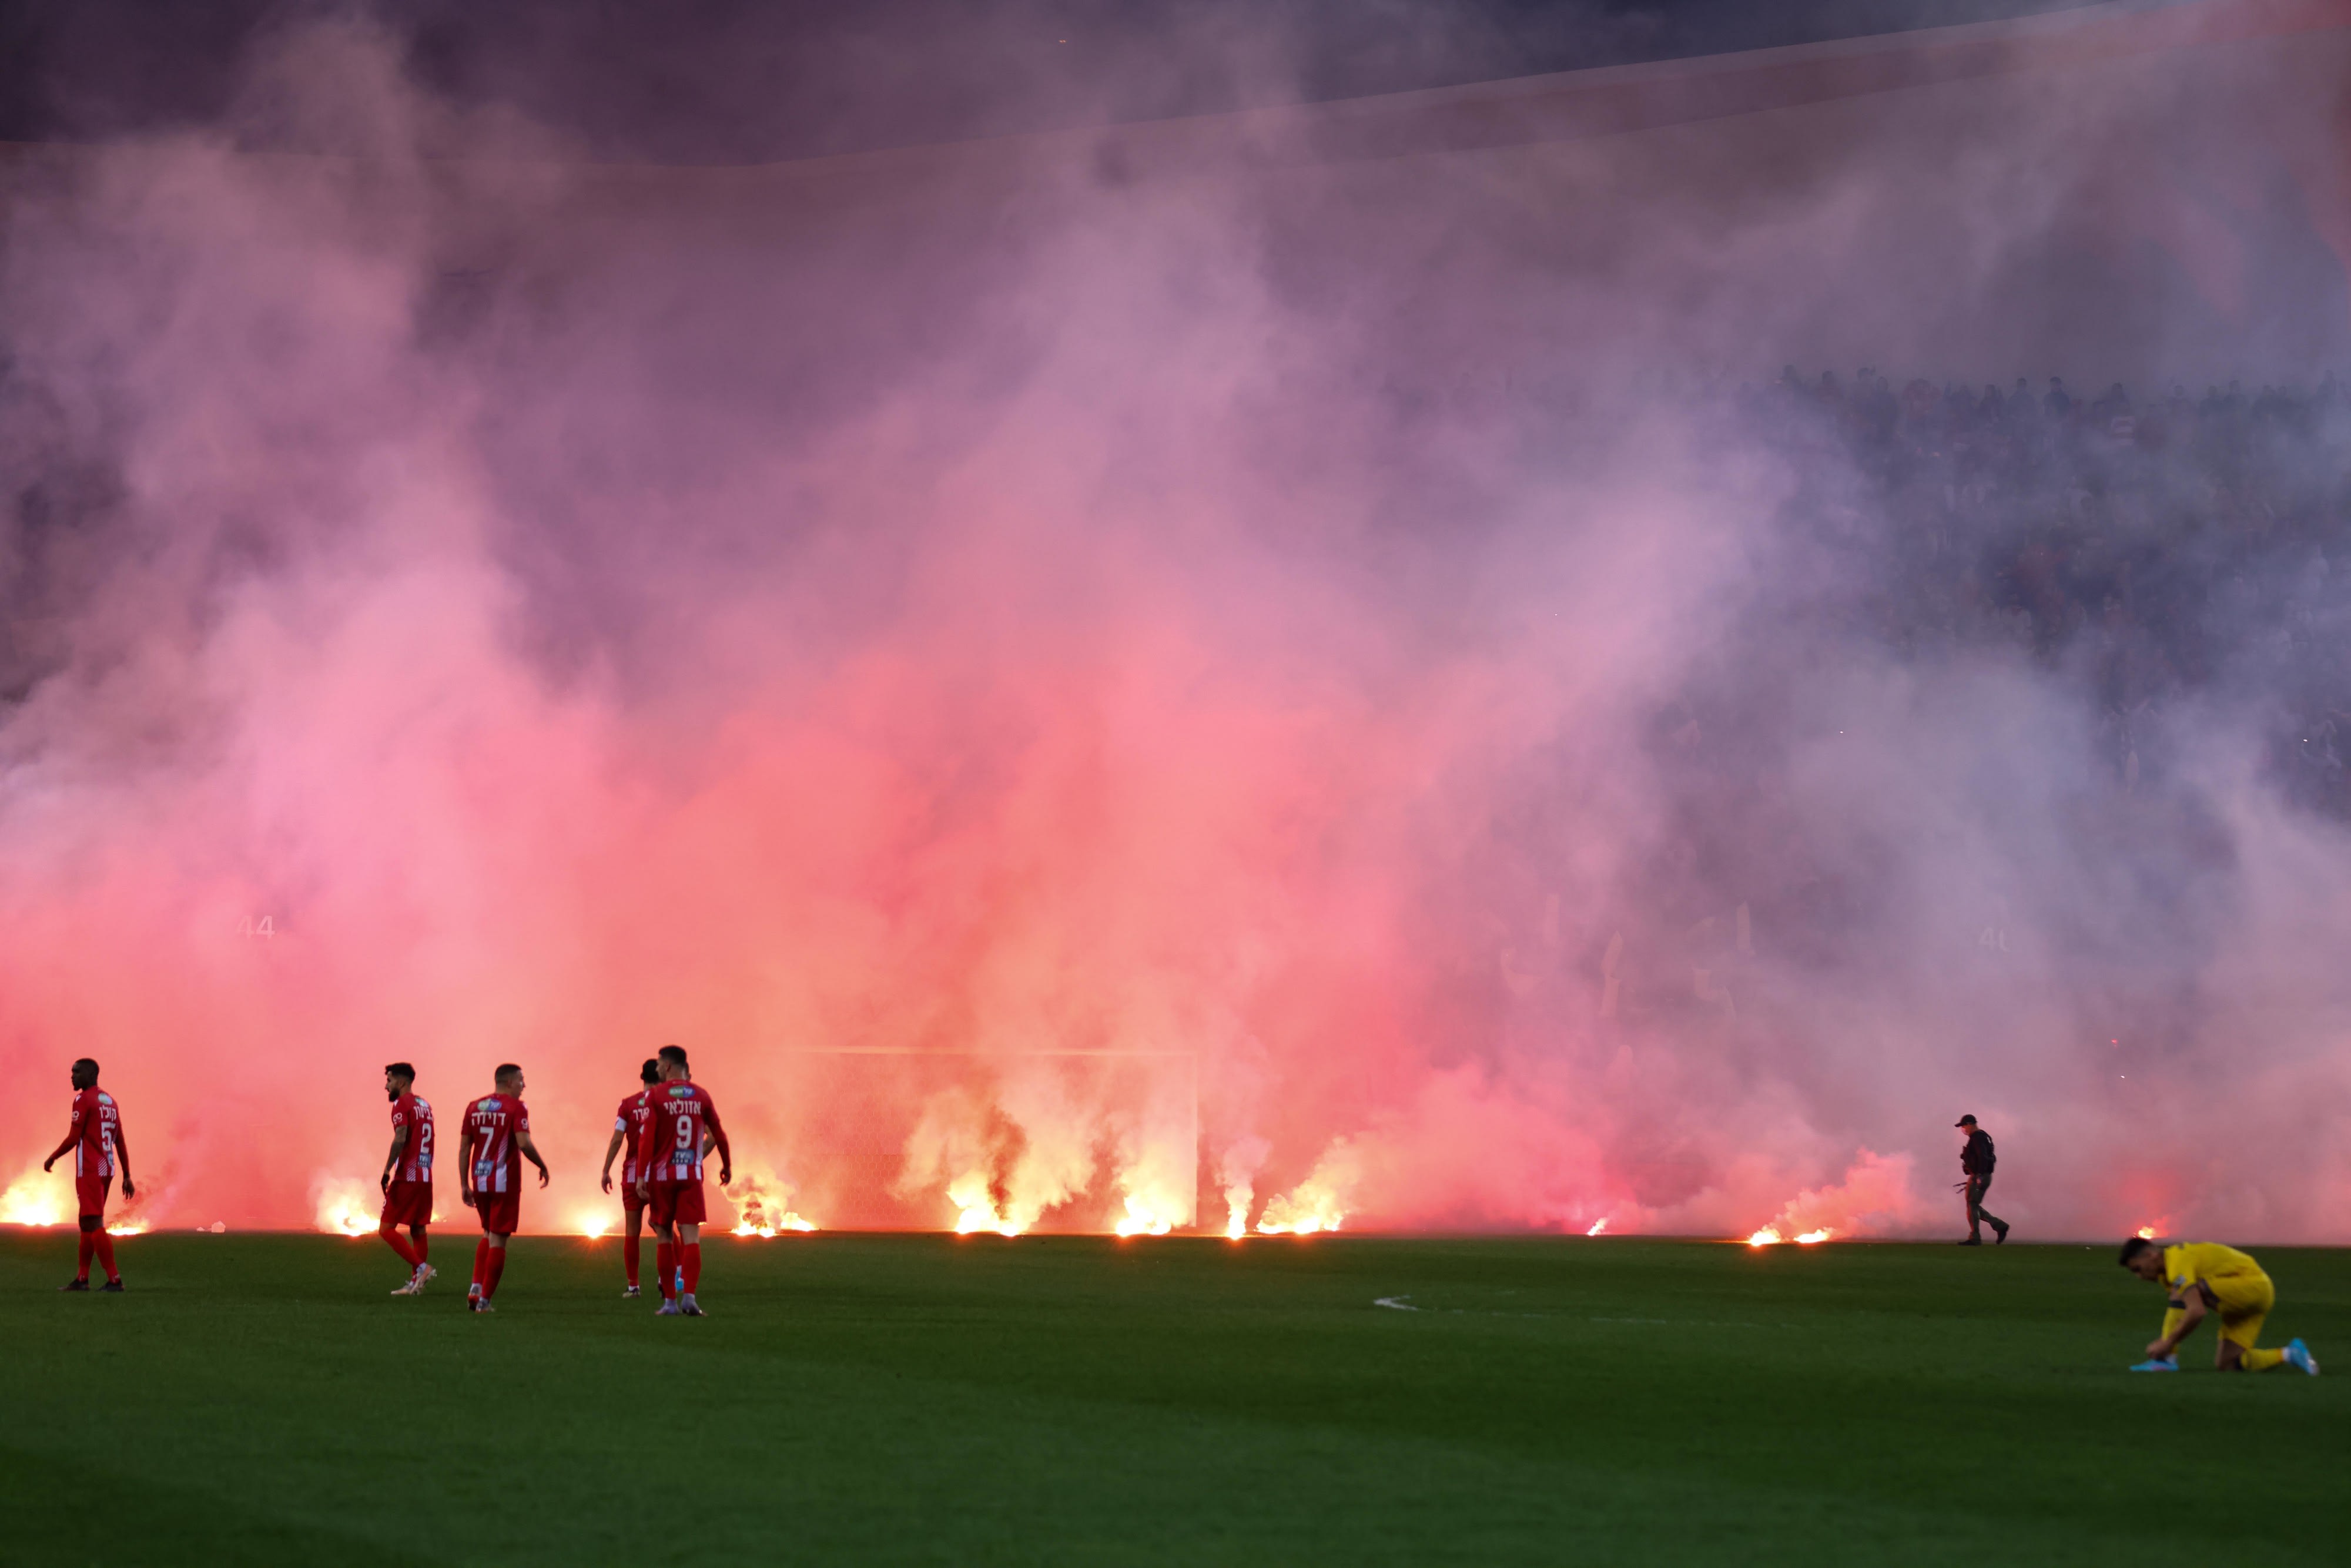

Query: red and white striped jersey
[463,1094,530,1194]
[391,1092,435,1184]
[65,1088,119,1178]
[614,1089,655,1185]
[637,1081,728,1183]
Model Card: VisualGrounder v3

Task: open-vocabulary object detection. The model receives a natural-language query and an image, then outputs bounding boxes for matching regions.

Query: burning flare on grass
[1748,1152,1924,1247]
[1749,1224,1836,1247]
[1587,1218,1609,1237]
[949,1172,1023,1237]
[106,1217,150,1237]
[310,1174,379,1237]
[1,1167,67,1227]
[1256,1143,1354,1235]
[2137,1225,2159,1240]
[1113,1192,1181,1237]
[731,1175,817,1237]
[1219,1136,1270,1243]
[1257,1184,1344,1235]
[577,1211,611,1239]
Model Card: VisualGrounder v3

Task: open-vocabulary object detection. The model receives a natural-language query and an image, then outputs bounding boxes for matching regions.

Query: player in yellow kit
[2119,1237,2319,1374]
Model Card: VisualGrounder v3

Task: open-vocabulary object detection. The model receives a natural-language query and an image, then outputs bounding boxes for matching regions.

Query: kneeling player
[634,1044,731,1317]
[2121,1237,2319,1374]
[460,1064,550,1314]
[600,1057,662,1298]
[44,1057,133,1292]
[379,1063,438,1295]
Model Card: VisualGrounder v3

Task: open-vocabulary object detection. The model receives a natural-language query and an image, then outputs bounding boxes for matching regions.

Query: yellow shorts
[2210,1273,2276,1349]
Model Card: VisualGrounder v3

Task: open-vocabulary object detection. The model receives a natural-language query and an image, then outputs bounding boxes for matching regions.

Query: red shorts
[380,1180,432,1229]
[648,1180,705,1229]
[471,1187,521,1236]
[75,1172,112,1220]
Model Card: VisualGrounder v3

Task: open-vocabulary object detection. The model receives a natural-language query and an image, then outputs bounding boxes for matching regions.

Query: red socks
[484,1247,507,1300]
[471,1238,490,1292]
[648,1235,702,1298]
[625,1234,641,1287]
[410,1228,428,1264]
[380,1224,420,1269]
[93,1231,119,1284]
[76,1230,95,1281]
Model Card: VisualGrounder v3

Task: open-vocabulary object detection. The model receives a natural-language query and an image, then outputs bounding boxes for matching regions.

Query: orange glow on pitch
[1,1167,68,1227]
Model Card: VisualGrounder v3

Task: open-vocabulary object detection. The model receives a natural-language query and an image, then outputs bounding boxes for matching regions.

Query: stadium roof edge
[0,0,2342,187]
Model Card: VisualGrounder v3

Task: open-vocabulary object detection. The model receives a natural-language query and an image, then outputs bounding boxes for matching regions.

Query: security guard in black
[1956,1115,2008,1245]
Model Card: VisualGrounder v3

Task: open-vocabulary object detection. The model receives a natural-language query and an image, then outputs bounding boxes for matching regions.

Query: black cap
[1955,1114,1977,1127]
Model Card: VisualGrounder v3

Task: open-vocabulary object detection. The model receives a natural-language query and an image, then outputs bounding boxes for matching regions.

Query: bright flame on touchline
[1,1168,67,1227]
[2138,1226,2156,1240]
[1587,1218,1609,1237]
[1749,1226,1833,1247]
[1257,1214,1338,1235]
[731,1177,817,1237]
[106,1218,150,1237]
[312,1175,378,1237]
[949,1173,1022,1237]
[1256,1184,1344,1235]
[734,1214,818,1237]
[1114,1193,1181,1238]
[577,1212,611,1239]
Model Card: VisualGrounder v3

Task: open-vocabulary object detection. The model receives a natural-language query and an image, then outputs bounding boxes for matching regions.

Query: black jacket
[1961,1128,1997,1177]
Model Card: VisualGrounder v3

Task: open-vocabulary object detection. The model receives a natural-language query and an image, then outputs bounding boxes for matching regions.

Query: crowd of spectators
[1744,366,2351,816]
[1569,365,2351,1027]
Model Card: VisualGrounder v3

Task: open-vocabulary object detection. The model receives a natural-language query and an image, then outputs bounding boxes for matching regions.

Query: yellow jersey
[2162,1242,2268,1294]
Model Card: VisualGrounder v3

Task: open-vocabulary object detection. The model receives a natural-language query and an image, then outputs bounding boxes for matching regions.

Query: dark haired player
[44,1057,132,1292]
[634,1044,731,1317]
[379,1063,437,1295]
[458,1064,548,1314]
[600,1057,663,1298]
[2119,1236,2318,1373]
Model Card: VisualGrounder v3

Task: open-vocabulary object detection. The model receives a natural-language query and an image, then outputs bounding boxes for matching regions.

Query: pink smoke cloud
[2,7,2349,1244]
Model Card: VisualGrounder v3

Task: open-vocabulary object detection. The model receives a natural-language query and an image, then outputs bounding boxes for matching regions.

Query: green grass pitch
[4,1231,2343,1565]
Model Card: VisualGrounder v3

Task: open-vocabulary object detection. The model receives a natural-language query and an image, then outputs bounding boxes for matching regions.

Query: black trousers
[1965,1174,2005,1235]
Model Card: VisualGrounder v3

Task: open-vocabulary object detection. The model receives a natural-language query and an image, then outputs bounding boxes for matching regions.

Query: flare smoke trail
[2,2,2349,1239]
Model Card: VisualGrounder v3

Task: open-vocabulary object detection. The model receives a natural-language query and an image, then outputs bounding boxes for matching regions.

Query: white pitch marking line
[1375,1298,1779,1328]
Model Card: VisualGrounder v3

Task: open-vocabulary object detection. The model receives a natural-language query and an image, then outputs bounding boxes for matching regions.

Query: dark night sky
[0,0,2116,163]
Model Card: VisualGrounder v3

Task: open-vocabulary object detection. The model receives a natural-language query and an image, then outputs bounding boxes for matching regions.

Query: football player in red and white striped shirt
[378,1063,437,1295]
[44,1057,132,1292]
[458,1064,549,1313]
[599,1057,662,1298]
[634,1044,731,1317]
